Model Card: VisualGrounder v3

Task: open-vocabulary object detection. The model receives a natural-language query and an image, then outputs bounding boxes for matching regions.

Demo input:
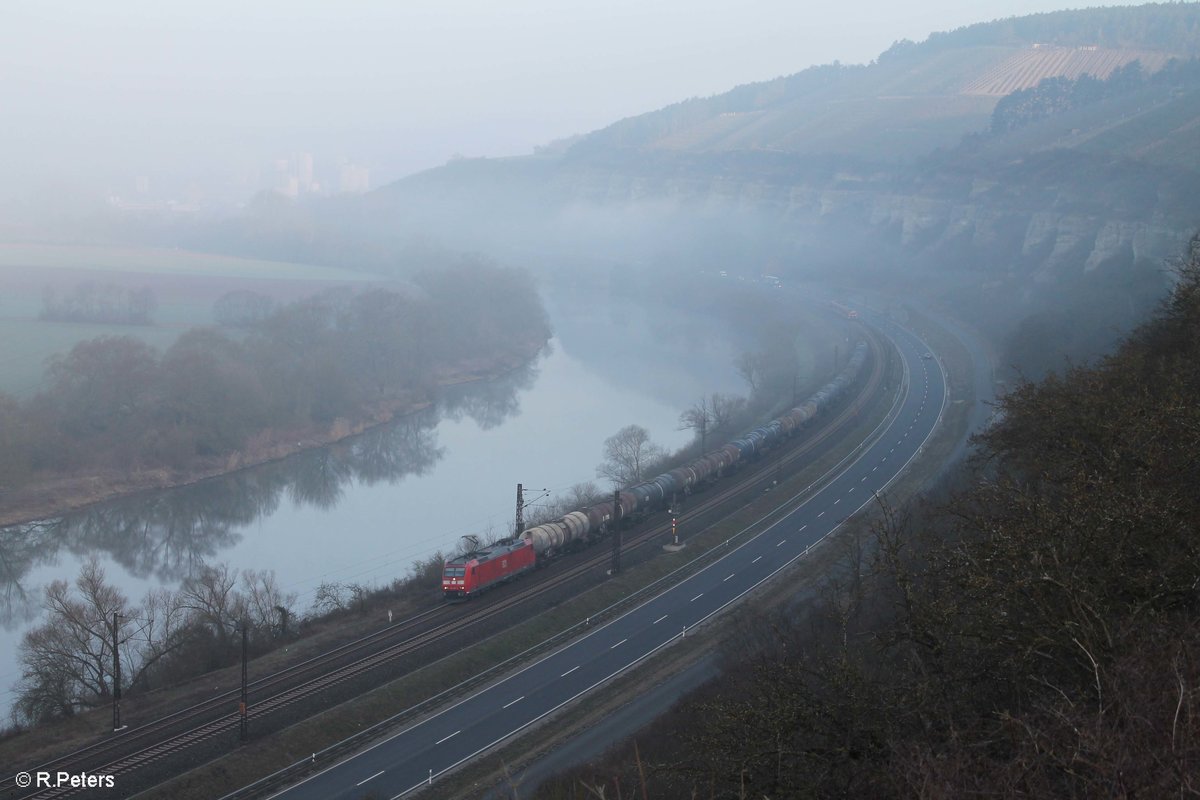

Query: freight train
[442,340,870,599]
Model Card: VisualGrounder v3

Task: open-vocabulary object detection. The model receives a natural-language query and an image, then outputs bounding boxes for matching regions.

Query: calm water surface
[0,298,742,710]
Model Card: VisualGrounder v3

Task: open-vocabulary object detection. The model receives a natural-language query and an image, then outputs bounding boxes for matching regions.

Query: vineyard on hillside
[962,46,1174,96]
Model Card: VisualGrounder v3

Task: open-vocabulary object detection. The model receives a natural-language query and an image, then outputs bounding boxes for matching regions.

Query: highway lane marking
[724,573,735,582]
[817,511,825,518]
[561,666,580,677]
[872,466,878,472]
[654,614,669,624]
[861,476,867,481]
[834,498,841,505]
[300,343,943,800]
[611,638,627,649]
[436,730,460,745]
[503,696,524,709]
[800,525,807,531]
[691,593,704,602]
[752,555,762,563]
[357,770,384,786]
[776,539,786,547]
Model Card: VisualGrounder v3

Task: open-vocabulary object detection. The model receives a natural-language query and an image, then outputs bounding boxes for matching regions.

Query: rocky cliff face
[544,161,1194,284]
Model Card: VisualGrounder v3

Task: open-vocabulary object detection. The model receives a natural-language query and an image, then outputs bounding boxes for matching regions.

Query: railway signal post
[112,612,123,733]
[240,621,249,742]
[611,489,621,575]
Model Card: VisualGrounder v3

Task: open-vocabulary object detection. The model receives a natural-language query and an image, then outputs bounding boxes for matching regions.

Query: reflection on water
[0,357,539,628]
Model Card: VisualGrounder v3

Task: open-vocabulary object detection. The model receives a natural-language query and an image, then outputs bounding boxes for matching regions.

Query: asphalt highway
[270,313,946,800]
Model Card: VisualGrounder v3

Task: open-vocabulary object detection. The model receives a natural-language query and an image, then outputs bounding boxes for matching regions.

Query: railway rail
[3,326,889,800]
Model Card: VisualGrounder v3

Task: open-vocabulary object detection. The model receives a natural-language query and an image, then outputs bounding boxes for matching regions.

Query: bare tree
[240,569,296,636]
[735,352,764,396]
[565,481,604,509]
[14,559,126,721]
[679,393,746,452]
[177,563,244,650]
[13,558,189,722]
[709,393,745,432]
[312,581,349,615]
[678,396,713,452]
[596,424,666,487]
[130,587,191,690]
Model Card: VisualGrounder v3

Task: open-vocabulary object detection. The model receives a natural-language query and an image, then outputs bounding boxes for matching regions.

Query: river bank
[0,338,547,529]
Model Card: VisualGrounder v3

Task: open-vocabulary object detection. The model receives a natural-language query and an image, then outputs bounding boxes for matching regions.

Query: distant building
[296,152,314,193]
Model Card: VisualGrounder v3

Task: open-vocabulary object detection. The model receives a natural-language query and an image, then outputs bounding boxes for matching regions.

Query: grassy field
[0,243,377,281]
[0,243,382,398]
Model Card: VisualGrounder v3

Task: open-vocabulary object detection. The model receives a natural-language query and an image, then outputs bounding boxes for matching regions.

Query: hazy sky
[0,1,1133,204]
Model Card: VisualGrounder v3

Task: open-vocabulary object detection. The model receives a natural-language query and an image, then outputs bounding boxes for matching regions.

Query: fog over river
[0,295,745,711]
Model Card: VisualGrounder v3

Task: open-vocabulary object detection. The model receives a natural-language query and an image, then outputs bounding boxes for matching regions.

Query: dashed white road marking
[752,555,763,564]
[611,638,627,649]
[561,666,579,677]
[358,771,384,786]
[436,730,460,745]
[503,696,524,709]
[691,593,704,603]
[654,614,668,625]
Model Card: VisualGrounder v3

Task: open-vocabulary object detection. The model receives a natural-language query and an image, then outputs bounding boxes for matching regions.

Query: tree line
[40,281,157,325]
[11,550,458,726]
[991,56,1200,134]
[538,237,1200,798]
[0,259,549,493]
[885,4,1200,60]
[13,558,294,724]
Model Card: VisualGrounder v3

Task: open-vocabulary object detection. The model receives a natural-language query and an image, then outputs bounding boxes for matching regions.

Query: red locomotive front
[442,539,535,599]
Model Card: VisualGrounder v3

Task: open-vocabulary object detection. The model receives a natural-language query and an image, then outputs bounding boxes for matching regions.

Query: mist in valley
[3,2,1200,796]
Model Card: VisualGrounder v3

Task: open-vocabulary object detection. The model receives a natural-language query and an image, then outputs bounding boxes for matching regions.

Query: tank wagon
[443,340,869,600]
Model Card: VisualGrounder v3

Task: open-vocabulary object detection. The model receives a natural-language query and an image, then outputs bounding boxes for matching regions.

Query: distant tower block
[296,152,314,192]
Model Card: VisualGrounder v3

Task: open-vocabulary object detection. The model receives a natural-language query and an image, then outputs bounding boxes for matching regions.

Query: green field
[0,243,378,282]
[0,244,382,398]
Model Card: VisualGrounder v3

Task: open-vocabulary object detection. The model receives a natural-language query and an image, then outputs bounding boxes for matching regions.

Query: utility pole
[610,489,621,575]
[112,612,123,733]
[240,622,249,742]
[515,483,524,537]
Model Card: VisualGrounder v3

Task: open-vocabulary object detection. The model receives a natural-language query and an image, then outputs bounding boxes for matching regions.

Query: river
[0,293,745,714]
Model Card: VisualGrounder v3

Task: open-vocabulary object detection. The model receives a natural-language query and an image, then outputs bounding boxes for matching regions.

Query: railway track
[3,328,889,800]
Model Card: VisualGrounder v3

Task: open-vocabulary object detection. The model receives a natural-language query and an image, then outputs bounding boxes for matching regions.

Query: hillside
[562,5,1197,164]
[961,44,1172,94]
[533,234,1200,798]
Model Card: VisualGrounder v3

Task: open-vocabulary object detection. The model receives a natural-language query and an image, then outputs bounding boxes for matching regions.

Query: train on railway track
[442,339,869,599]
[830,300,859,319]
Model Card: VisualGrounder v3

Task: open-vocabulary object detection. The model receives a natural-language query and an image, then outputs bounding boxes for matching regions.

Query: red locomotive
[442,538,536,599]
[830,301,858,319]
